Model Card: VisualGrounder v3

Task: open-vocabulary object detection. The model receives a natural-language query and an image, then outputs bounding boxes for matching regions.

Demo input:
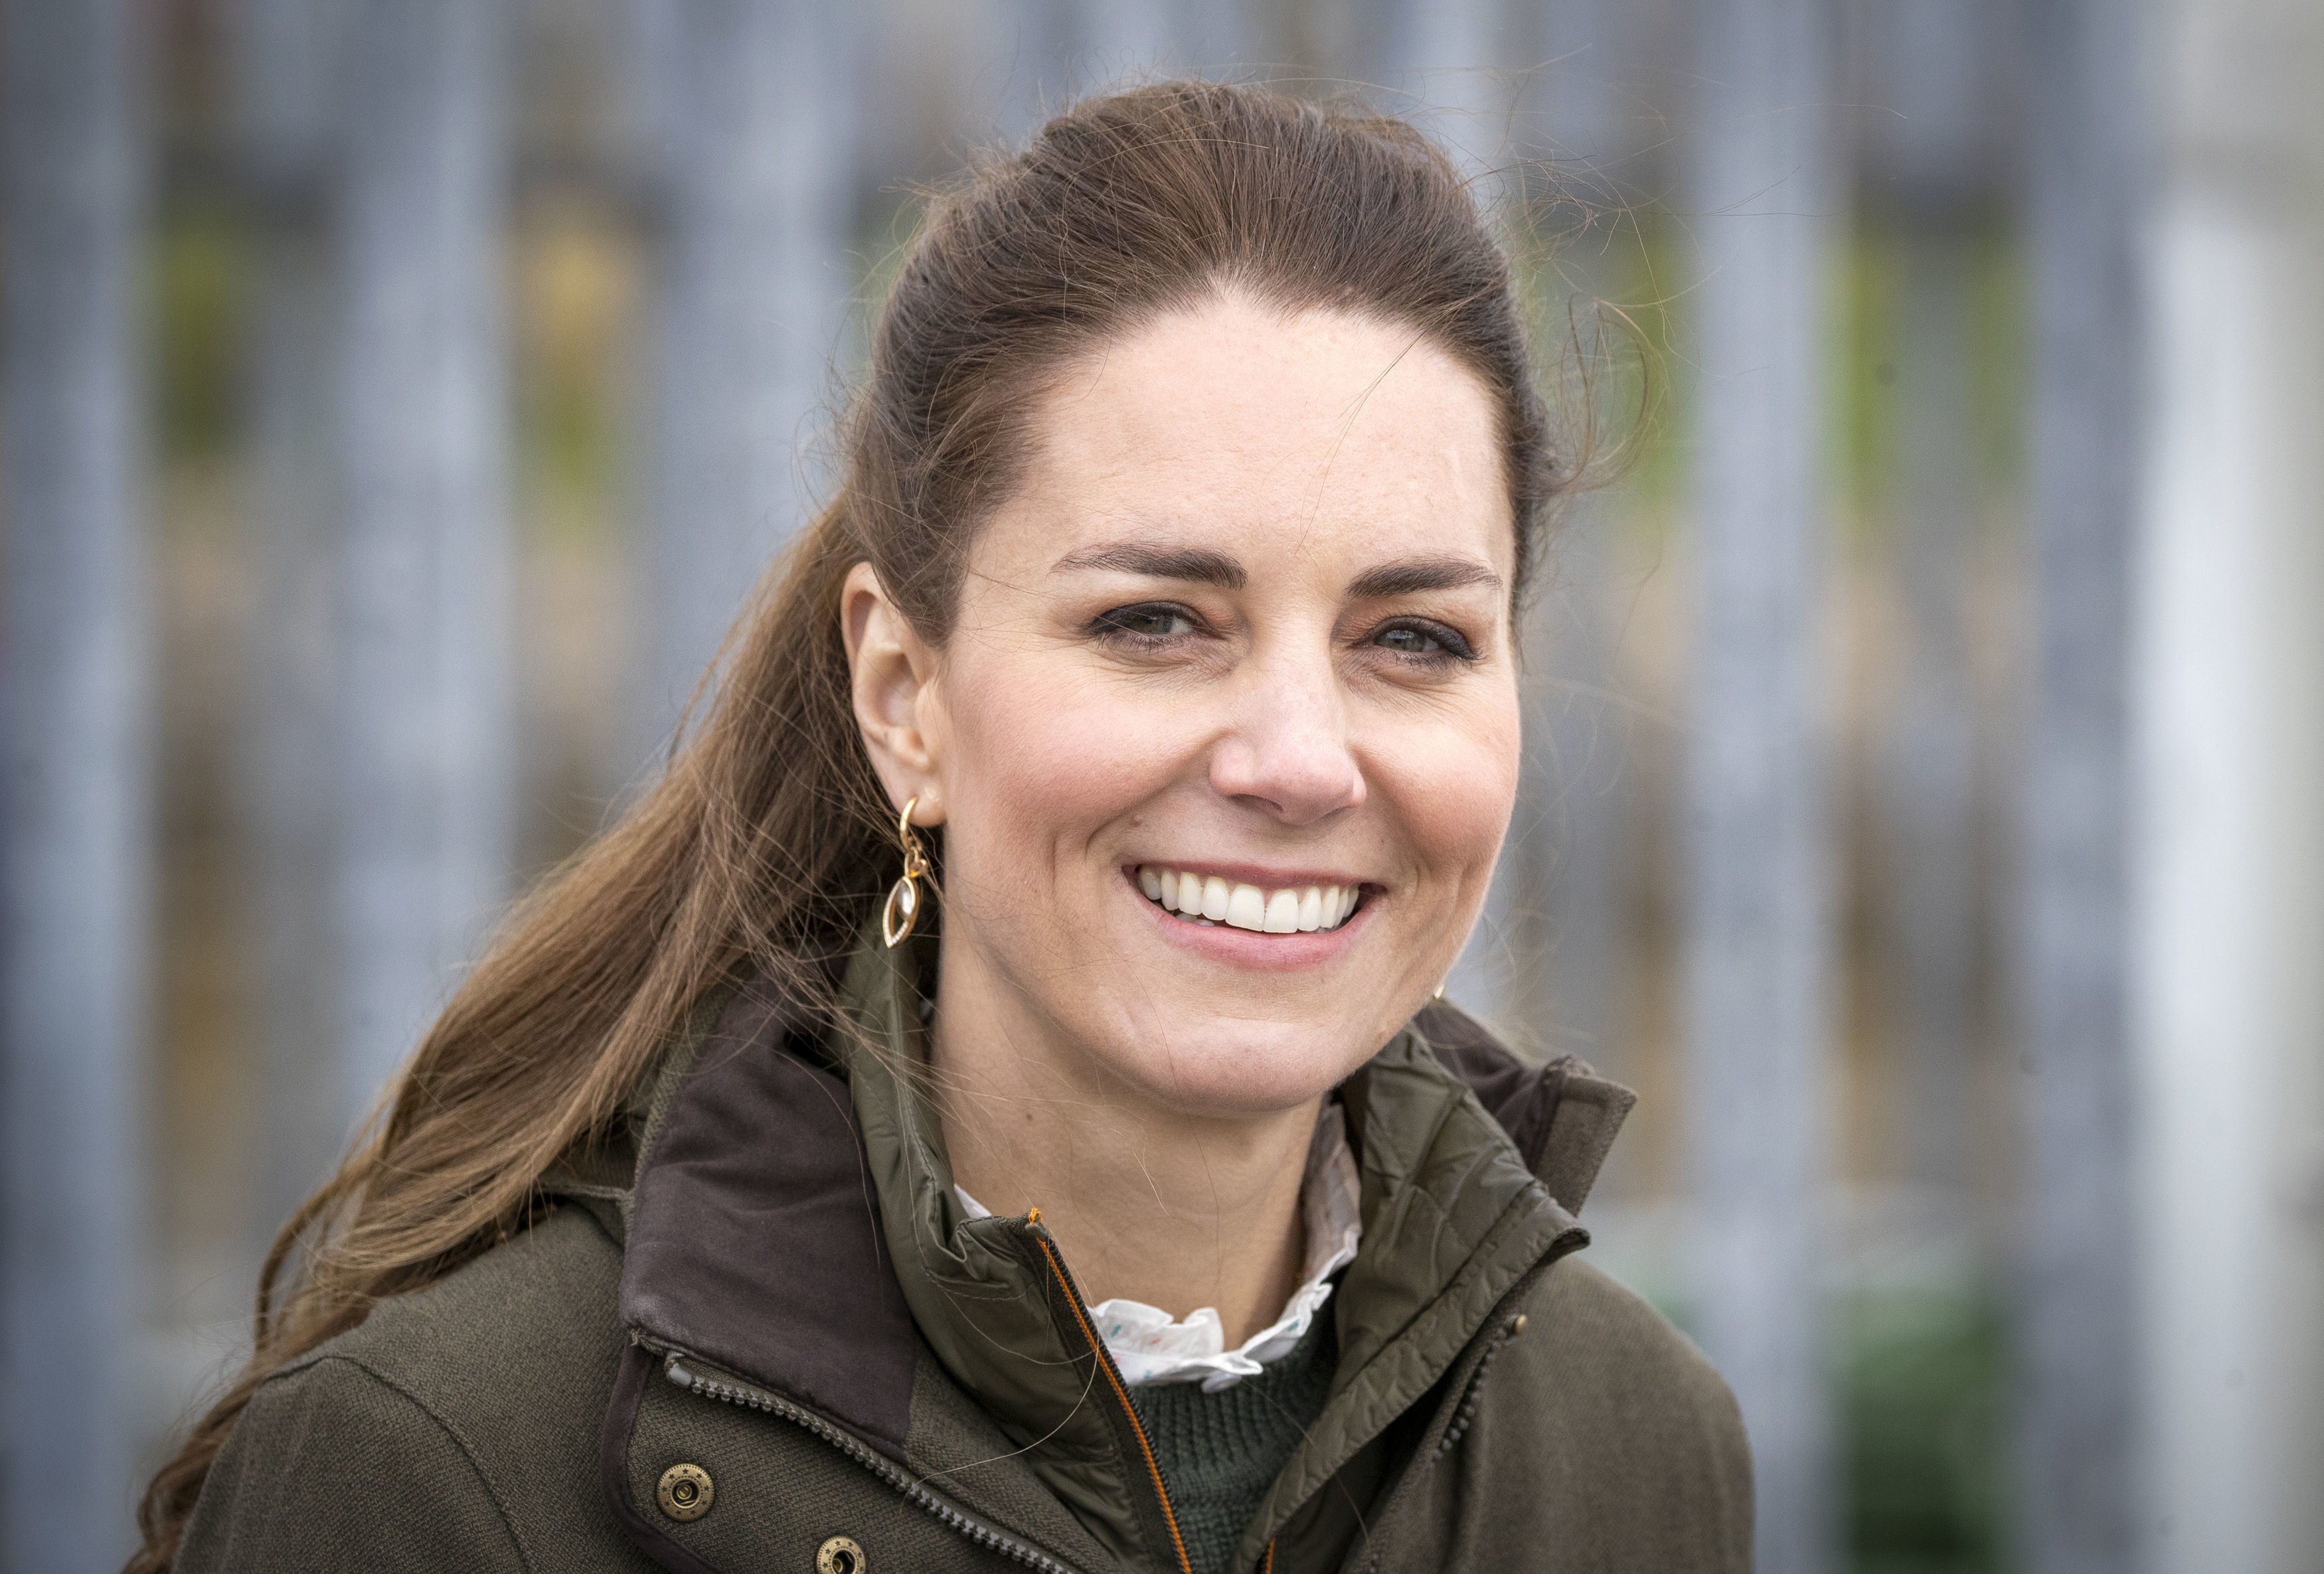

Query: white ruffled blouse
[956,1101,1363,1393]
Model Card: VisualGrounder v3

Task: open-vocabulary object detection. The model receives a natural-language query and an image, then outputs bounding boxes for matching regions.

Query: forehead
[976,294,1515,585]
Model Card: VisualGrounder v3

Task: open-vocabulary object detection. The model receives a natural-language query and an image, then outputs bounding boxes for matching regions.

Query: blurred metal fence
[3,1,2321,1571]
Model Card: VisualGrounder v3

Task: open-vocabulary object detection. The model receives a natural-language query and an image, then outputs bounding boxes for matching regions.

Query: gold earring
[882,796,931,949]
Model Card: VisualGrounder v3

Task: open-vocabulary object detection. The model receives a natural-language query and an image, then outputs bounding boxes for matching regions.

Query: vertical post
[232,0,350,1239]
[336,0,517,1113]
[1683,1,1841,1569]
[2133,0,2324,1567]
[1865,0,2001,1208]
[633,0,853,766]
[1509,0,1636,1071]
[1510,495,1630,1066]
[2015,2,2145,1570]
[0,1,148,1567]
[1531,0,1627,175]
[1395,0,1511,173]
[1880,233,1983,1198]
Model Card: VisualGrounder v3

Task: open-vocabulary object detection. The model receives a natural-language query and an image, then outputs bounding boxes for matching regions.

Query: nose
[1206,649,1366,825]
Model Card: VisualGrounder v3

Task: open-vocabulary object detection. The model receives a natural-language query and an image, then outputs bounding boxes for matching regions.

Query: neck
[930,961,1315,1348]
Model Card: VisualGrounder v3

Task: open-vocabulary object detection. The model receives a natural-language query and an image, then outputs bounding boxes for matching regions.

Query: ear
[841,561,949,825]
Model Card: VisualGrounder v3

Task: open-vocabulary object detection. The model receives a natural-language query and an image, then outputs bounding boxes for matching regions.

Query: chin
[1092,1021,1380,1118]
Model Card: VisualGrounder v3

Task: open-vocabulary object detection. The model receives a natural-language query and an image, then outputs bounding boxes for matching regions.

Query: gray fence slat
[2015,2,2145,1570]
[233,0,352,1251]
[0,1,149,1567]
[1683,1,1843,1569]
[634,0,853,769]
[335,0,518,1117]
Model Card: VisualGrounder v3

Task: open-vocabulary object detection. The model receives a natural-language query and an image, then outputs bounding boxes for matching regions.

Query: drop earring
[882,796,931,949]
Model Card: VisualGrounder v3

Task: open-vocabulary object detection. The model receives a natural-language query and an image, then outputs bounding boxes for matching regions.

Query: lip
[1121,866,1373,971]
[1121,860,1371,892]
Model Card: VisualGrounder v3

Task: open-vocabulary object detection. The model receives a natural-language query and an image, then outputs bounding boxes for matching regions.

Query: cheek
[1374,694,1523,882]
[936,658,1181,877]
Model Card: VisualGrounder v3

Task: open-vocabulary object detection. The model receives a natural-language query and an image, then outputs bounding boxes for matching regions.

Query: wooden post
[0,1,149,1566]
[335,0,517,1113]
[2015,2,2145,1569]
[2133,0,2324,1567]
[1683,1,1842,1569]
[632,0,853,765]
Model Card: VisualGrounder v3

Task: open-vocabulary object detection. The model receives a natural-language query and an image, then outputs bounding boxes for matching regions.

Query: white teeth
[1133,866,1362,935]
[1201,876,1230,921]
[1224,884,1266,931]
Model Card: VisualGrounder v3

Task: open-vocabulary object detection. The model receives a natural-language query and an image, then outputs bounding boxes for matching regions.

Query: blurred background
[3,0,2320,1570]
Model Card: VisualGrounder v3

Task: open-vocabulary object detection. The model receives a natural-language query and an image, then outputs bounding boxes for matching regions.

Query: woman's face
[847,291,1522,1115]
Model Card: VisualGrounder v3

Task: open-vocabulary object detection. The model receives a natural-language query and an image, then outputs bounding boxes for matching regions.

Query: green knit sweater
[1130,1312,1340,1574]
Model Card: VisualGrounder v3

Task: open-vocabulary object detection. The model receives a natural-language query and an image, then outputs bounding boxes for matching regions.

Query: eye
[1369,618,1475,662]
[1091,602,1199,641]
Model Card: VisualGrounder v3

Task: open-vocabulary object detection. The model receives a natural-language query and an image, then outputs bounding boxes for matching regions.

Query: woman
[136,82,1749,1574]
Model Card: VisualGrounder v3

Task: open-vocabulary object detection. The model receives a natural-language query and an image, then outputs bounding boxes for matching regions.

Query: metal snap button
[657,1462,714,1522]
[817,1534,867,1573]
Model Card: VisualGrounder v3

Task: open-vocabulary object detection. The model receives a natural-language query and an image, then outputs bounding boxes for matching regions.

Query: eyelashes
[1368,617,1477,663]
[1086,603,1481,665]
[1089,602,1199,643]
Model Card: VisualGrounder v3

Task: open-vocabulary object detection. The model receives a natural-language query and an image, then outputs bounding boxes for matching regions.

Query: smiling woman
[139,82,1748,1574]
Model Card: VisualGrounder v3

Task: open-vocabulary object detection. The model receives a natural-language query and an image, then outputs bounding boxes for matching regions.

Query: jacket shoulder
[1519,1255,1744,1427]
[179,1350,529,1571]
[186,1206,647,1574]
[288,1202,625,1403]
[1456,1257,1754,1572]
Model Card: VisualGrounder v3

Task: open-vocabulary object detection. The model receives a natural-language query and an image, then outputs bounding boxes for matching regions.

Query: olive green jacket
[178,936,1750,1573]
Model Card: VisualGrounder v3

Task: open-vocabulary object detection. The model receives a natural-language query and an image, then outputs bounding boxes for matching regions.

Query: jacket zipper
[1023,1210,1197,1574]
[637,1335,1086,1574]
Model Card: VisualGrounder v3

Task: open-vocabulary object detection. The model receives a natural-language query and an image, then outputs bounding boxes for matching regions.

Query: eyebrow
[1346,556,1503,600]
[1050,542,1503,601]
[1051,543,1246,589]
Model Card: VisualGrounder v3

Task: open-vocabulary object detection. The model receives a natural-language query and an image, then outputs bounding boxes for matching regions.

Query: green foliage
[1845,1284,2011,1574]
[1835,216,2025,548]
[150,197,250,460]
[1837,225,1904,533]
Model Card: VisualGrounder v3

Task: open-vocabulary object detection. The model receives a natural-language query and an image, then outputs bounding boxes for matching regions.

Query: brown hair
[131,78,1578,1568]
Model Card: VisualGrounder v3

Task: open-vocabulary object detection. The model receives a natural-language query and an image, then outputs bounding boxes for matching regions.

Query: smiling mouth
[1134,864,1363,934]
